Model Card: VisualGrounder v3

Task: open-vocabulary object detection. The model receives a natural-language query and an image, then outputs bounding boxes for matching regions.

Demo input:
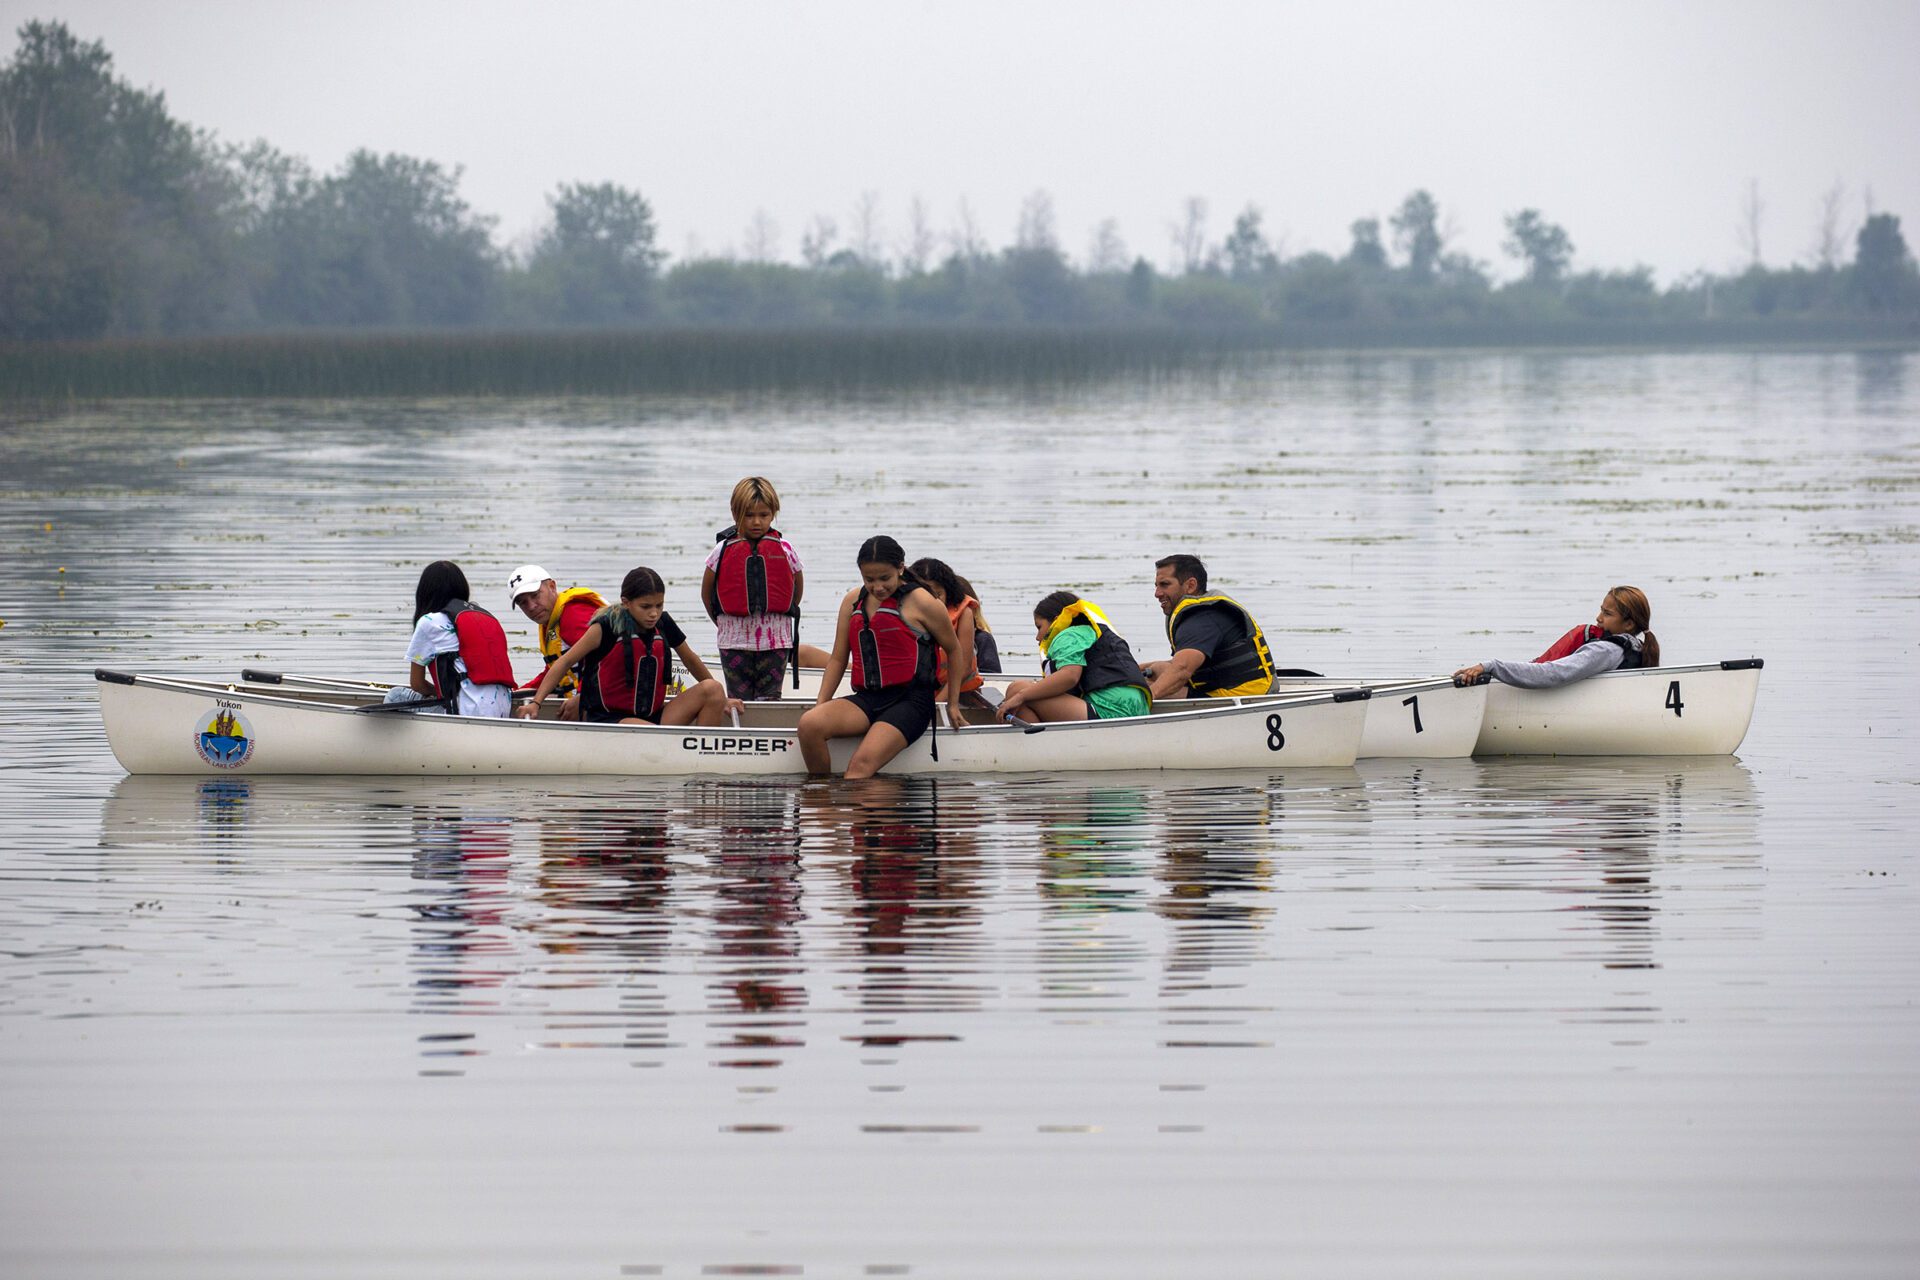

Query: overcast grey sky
[8,0,1918,282]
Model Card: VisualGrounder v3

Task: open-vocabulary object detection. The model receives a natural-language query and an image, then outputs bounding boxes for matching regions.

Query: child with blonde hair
[701,477,806,700]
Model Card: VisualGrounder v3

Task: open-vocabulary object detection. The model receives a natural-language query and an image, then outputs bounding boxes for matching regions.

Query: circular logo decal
[194,704,256,769]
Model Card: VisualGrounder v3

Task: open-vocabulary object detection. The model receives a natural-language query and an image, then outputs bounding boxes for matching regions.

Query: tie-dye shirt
[705,537,805,651]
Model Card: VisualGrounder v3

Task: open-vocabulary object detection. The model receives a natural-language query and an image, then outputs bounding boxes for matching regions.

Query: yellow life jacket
[541,586,608,689]
[1166,593,1275,697]
[1041,600,1152,705]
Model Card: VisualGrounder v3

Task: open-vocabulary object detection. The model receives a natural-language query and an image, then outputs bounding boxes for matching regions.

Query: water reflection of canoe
[236,666,1487,760]
[96,669,1370,777]
[1473,660,1763,756]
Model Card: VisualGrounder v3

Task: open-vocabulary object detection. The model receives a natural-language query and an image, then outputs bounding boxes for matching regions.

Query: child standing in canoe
[702,477,806,700]
[522,567,736,726]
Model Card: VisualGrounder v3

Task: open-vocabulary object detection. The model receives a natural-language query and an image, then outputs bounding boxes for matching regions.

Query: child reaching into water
[383,560,517,717]
[702,477,805,700]
[521,567,737,726]
[999,592,1152,724]
[797,536,968,779]
[1454,585,1661,688]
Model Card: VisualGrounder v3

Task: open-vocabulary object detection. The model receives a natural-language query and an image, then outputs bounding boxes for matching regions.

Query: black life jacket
[848,588,935,692]
[1595,633,1645,670]
[429,601,516,705]
[1166,593,1275,697]
[1040,601,1152,703]
[710,526,797,618]
[579,607,673,722]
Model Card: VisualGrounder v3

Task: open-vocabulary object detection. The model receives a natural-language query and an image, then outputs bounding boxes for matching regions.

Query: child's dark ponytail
[1033,590,1082,627]
[1607,585,1659,668]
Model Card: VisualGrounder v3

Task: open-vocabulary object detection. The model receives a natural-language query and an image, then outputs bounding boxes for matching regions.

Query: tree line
[4,20,1916,344]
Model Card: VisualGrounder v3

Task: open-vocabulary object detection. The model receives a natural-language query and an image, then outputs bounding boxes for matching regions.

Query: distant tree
[899,194,934,275]
[1810,179,1848,271]
[1736,178,1764,268]
[742,208,779,263]
[849,190,884,267]
[0,19,241,337]
[947,197,988,263]
[1125,257,1155,309]
[1222,204,1277,279]
[1168,196,1208,274]
[1502,208,1574,286]
[1346,217,1387,269]
[1086,218,1128,274]
[1015,189,1058,252]
[1390,190,1442,281]
[1852,213,1915,312]
[800,215,838,268]
[515,181,655,325]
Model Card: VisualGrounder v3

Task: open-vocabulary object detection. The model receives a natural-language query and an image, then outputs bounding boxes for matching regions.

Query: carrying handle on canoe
[1452,672,1492,687]
[1004,712,1043,735]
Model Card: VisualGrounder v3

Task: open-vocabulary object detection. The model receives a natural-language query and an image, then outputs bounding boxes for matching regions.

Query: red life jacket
[430,601,516,700]
[848,588,934,692]
[1535,624,1605,663]
[714,529,796,617]
[1535,624,1644,670]
[582,612,672,722]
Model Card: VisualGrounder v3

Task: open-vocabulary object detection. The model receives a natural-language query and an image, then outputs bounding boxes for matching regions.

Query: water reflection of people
[676,780,808,1069]
[815,776,983,1016]
[1439,757,1759,971]
[533,804,675,965]
[403,798,515,1002]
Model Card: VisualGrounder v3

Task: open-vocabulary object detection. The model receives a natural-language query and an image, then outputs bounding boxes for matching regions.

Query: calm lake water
[3,349,1917,1278]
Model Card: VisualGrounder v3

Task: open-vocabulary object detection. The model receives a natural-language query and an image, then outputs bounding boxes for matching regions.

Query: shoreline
[4,321,1914,401]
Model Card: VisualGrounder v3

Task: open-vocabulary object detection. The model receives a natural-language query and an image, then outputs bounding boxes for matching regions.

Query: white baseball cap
[506,564,552,606]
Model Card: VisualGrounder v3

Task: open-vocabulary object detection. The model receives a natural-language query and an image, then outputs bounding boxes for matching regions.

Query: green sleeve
[1046,626,1095,670]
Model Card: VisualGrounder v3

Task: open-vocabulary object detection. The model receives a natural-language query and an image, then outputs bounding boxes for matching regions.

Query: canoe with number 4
[1472,659,1763,756]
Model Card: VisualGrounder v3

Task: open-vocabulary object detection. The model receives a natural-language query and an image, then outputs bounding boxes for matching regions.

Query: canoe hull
[100,673,1367,777]
[1474,661,1762,756]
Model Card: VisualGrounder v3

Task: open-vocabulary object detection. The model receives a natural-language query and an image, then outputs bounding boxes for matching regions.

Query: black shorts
[845,683,937,747]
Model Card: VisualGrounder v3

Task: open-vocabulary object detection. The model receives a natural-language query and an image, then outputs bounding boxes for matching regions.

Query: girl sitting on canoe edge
[519,567,738,726]
[1454,585,1661,689]
[384,560,518,717]
[798,536,968,779]
[999,591,1152,724]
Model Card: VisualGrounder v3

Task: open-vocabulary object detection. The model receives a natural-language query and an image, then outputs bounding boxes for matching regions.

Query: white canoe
[239,666,1485,760]
[1473,659,1763,756]
[101,669,1369,777]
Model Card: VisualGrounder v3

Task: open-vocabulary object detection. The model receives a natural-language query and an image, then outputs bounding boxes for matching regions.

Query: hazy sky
[8,0,1918,282]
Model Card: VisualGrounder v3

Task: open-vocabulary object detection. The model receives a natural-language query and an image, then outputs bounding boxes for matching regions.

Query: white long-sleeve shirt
[1482,635,1643,689]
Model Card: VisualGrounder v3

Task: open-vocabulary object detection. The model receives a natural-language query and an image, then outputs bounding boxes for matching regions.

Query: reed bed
[3,320,1912,400]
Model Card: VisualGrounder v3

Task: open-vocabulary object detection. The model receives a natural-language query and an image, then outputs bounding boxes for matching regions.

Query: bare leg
[845,722,912,780]
[797,643,833,669]
[1028,693,1091,722]
[661,681,726,727]
[798,698,872,775]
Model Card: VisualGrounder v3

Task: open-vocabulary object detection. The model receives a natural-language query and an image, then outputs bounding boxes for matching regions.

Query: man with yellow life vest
[999,592,1152,723]
[1141,554,1278,700]
[507,564,607,721]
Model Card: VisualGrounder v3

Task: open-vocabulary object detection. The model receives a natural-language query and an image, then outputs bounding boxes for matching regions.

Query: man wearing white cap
[506,564,607,720]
